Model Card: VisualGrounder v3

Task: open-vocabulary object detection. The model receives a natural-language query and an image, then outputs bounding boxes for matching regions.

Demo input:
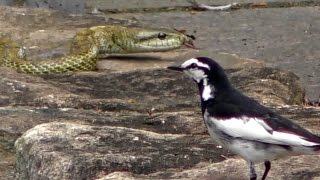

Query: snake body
[0,25,192,75]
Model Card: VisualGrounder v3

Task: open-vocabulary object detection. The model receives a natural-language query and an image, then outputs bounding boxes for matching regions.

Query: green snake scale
[0,25,192,75]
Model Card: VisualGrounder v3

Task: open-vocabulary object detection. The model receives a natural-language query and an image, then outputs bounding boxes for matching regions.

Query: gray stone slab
[0,0,13,5]
[122,7,320,101]
[85,0,319,10]
[25,0,85,14]
[0,0,85,14]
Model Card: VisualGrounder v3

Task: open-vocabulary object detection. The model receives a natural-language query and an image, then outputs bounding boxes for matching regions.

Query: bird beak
[167,65,184,72]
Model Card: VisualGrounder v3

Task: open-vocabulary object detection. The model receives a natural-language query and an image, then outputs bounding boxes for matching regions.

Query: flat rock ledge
[0,4,319,180]
[14,122,224,180]
[15,122,320,180]
[6,61,320,180]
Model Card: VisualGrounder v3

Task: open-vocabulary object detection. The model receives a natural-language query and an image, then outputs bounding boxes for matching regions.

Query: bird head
[168,57,230,87]
[168,57,231,105]
[167,57,212,83]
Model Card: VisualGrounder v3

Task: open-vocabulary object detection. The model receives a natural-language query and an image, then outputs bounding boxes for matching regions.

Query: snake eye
[158,32,167,40]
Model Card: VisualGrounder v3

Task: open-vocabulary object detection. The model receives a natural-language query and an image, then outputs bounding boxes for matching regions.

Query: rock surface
[0,2,319,100]
[10,66,320,180]
[1,64,316,180]
[0,2,319,180]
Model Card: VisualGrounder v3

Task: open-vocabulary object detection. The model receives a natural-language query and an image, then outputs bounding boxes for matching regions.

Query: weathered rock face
[0,4,319,180]
[14,122,226,180]
[0,66,305,111]
[0,61,317,180]
[99,154,320,180]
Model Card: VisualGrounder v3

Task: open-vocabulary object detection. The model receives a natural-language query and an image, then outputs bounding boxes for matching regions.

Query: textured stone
[14,122,227,180]
[98,155,320,180]
[7,66,318,180]
[0,3,319,180]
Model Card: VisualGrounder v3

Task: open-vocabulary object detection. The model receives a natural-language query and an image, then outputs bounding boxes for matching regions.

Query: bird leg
[262,160,271,180]
[248,161,257,180]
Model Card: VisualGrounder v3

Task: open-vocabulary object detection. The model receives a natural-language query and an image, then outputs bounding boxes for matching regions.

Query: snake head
[112,26,196,53]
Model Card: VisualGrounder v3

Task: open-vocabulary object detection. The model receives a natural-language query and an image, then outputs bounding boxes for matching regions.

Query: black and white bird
[167,57,320,180]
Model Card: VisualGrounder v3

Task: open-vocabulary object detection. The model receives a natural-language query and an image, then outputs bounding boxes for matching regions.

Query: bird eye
[158,32,167,40]
[190,63,197,68]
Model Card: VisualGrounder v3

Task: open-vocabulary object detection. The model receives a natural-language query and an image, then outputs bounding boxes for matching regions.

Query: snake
[0,25,194,75]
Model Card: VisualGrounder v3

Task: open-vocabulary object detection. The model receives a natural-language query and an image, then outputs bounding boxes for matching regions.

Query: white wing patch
[205,114,319,146]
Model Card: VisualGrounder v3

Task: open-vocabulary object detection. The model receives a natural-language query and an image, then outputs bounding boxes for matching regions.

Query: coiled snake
[0,25,193,75]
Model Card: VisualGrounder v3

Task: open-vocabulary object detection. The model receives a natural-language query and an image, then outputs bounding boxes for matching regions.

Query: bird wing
[206,114,319,146]
[206,92,320,146]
